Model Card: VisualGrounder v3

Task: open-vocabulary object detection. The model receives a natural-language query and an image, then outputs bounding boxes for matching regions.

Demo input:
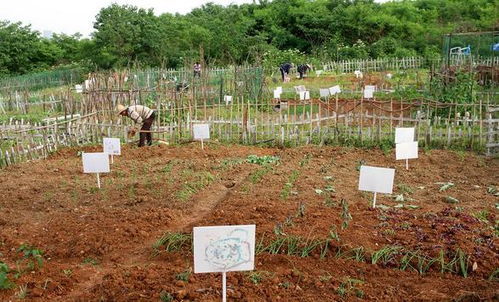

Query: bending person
[117,104,156,147]
[280,62,293,82]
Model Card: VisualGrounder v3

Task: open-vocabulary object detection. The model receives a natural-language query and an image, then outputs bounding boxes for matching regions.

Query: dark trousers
[139,112,155,147]
[280,68,286,81]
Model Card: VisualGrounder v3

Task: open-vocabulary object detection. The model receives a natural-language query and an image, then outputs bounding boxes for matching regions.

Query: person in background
[297,64,312,79]
[117,104,156,147]
[193,62,202,78]
[279,62,293,82]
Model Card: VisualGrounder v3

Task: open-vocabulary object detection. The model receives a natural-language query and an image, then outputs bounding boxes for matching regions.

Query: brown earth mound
[0,143,497,301]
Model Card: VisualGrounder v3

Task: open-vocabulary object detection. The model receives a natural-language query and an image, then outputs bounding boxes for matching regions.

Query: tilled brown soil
[0,144,497,301]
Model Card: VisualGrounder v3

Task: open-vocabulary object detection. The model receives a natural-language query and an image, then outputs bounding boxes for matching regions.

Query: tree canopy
[0,0,497,77]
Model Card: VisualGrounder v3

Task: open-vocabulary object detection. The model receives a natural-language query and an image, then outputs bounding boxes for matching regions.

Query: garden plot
[0,144,497,301]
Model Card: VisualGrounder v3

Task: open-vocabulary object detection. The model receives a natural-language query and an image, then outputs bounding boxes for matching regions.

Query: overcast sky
[0,0,389,37]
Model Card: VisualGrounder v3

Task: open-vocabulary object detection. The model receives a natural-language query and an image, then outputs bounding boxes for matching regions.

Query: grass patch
[153,232,192,255]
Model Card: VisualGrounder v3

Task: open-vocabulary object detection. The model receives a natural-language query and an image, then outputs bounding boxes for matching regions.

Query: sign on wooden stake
[103,138,121,164]
[82,152,110,188]
[395,127,415,144]
[193,124,210,150]
[299,91,310,100]
[194,225,256,302]
[319,89,330,98]
[273,90,281,99]
[329,85,341,95]
[358,165,395,208]
[396,141,418,170]
[224,95,232,105]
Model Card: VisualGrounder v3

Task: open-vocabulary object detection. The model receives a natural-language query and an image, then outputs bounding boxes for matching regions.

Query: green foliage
[153,232,192,254]
[175,268,192,282]
[246,155,280,165]
[0,262,13,290]
[159,291,174,302]
[17,244,43,271]
[0,0,497,75]
[336,277,364,298]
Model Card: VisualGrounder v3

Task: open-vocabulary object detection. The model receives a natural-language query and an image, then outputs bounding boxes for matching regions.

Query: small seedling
[175,268,192,282]
[340,199,352,230]
[445,196,460,204]
[160,291,174,302]
[279,281,292,289]
[246,155,280,165]
[324,185,336,192]
[247,271,271,284]
[296,202,305,217]
[336,277,364,298]
[324,196,336,208]
[62,269,72,277]
[328,226,340,242]
[16,284,28,299]
[487,186,499,196]
[0,262,13,290]
[153,232,192,254]
[82,257,99,266]
[397,183,413,194]
[438,182,455,192]
[17,244,43,271]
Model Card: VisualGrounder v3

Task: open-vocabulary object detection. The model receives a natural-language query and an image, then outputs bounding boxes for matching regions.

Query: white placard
[193,124,210,140]
[194,225,256,273]
[294,85,306,93]
[75,85,83,93]
[395,127,415,144]
[224,95,232,105]
[319,88,330,98]
[363,88,374,99]
[299,91,310,100]
[358,166,395,194]
[329,85,341,95]
[275,86,283,94]
[315,70,323,77]
[273,90,281,99]
[396,141,418,160]
[103,138,121,155]
[82,153,110,174]
[354,70,363,78]
[386,73,393,79]
[365,85,376,92]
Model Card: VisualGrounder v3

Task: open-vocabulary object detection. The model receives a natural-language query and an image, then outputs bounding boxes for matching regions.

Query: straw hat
[116,104,127,114]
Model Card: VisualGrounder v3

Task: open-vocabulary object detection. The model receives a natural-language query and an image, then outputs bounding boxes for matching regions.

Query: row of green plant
[152,230,495,278]
[0,244,44,291]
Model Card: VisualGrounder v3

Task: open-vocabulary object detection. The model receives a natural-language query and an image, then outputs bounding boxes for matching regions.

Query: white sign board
[82,153,110,174]
[193,124,210,140]
[396,141,418,160]
[319,88,330,98]
[315,70,323,77]
[294,85,306,93]
[358,166,395,194]
[224,95,232,105]
[194,225,256,273]
[103,138,121,155]
[363,88,374,99]
[354,70,363,78]
[365,85,376,92]
[299,91,310,100]
[329,85,341,95]
[273,90,281,99]
[395,127,415,144]
[75,85,83,93]
[275,86,283,94]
